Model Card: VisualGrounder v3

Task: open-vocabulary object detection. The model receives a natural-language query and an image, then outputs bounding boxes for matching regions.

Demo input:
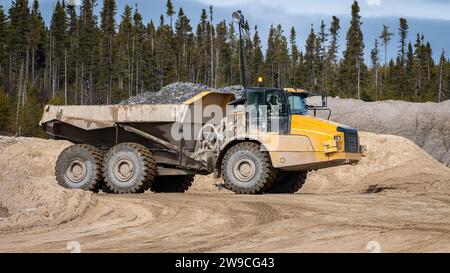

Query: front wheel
[221,142,276,194]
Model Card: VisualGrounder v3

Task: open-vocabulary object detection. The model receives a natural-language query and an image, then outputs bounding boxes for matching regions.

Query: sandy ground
[0,133,449,253]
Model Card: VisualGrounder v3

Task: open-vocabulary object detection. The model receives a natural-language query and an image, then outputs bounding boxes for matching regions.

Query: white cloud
[367,0,382,6]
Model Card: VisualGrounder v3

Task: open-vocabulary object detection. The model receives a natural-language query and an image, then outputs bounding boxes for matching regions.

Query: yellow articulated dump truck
[40,88,366,195]
[40,11,365,195]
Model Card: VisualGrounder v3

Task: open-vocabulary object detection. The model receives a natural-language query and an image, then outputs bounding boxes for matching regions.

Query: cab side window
[265,91,288,117]
[246,90,265,131]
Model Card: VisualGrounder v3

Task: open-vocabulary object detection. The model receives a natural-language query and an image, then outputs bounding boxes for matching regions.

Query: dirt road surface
[1,193,449,253]
[0,133,449,253]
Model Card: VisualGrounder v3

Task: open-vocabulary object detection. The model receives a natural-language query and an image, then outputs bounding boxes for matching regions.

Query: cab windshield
[287,93,308,115]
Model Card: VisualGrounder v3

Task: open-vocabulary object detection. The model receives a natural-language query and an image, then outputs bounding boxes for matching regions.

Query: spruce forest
[0,0,449,137]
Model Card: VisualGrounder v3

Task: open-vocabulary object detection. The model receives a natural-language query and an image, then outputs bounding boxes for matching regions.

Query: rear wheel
[55,144,104,192]
[151,175,195,193]
[221,142,276,194]
[267,171,308,194]
[103,143,157,194]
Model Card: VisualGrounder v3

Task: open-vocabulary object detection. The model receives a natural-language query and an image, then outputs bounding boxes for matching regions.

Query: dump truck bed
[40,104,188,130]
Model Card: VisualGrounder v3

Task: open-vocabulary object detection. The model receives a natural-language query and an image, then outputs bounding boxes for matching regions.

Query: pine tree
[398,18,409,67]
[8,0,31,100]
[414,33,424,97]
[271,25,289,88]
[438,50,447,102]
[175,8,192,82]
[8,0,31,134]
[327,17,340,65]
[166,0,175,30]
[316,21,327,91]
[100,0,117,104]
[422,41,436,100]
[405,42,416,100]
[394,18,410,99]
[380,24,394,78]
[29,0,45,87]
[414,34,435,100]
[264,25,275,87]
[50,1,68,99]
[304,25,316,91]
[327,16,340,95]
[132,6,146,95]
[425,42,434,81]
[66,2,79,104]
[227,22,240,85]
[156,14,176,88]
[289,27,300,88]
[196,9,209,84]
[117,5,133,97]
[78,0,99,105]
[214,20,230,86]
[142,20,159,91]
[371,39,380,100]
[8,0,30,59]
[341,1,365,99]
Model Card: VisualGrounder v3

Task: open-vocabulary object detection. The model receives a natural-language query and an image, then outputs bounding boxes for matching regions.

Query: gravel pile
[217,85,244,97]
[121,82,244,105]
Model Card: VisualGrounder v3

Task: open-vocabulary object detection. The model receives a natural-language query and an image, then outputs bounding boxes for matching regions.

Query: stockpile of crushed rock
[121,82,244,105]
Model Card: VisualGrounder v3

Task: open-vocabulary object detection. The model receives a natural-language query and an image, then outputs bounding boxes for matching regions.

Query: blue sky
[1,0,449,62]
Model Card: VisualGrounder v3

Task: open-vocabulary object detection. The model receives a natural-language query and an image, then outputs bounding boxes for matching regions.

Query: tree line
[0,0,449,136]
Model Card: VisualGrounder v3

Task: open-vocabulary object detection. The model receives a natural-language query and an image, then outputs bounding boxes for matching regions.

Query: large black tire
[267,171,308,194]
[55,144,104,192]
[221,142,276,194]
[151,175,195,193]
[103,143,157,194]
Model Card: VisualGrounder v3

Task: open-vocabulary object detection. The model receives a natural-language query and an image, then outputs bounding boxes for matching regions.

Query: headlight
[334,136,341,141]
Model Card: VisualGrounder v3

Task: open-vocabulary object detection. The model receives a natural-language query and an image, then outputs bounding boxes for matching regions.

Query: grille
[338,127,359,153]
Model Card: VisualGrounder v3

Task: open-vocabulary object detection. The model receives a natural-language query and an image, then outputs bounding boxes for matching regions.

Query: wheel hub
[113,158,135,182]
[233,158,256,182]
[66,159,87,183]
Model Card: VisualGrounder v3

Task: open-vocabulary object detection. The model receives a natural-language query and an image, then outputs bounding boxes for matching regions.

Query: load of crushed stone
[308,97,450,167]
[0,136,96,231]
[121,82,244,105]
